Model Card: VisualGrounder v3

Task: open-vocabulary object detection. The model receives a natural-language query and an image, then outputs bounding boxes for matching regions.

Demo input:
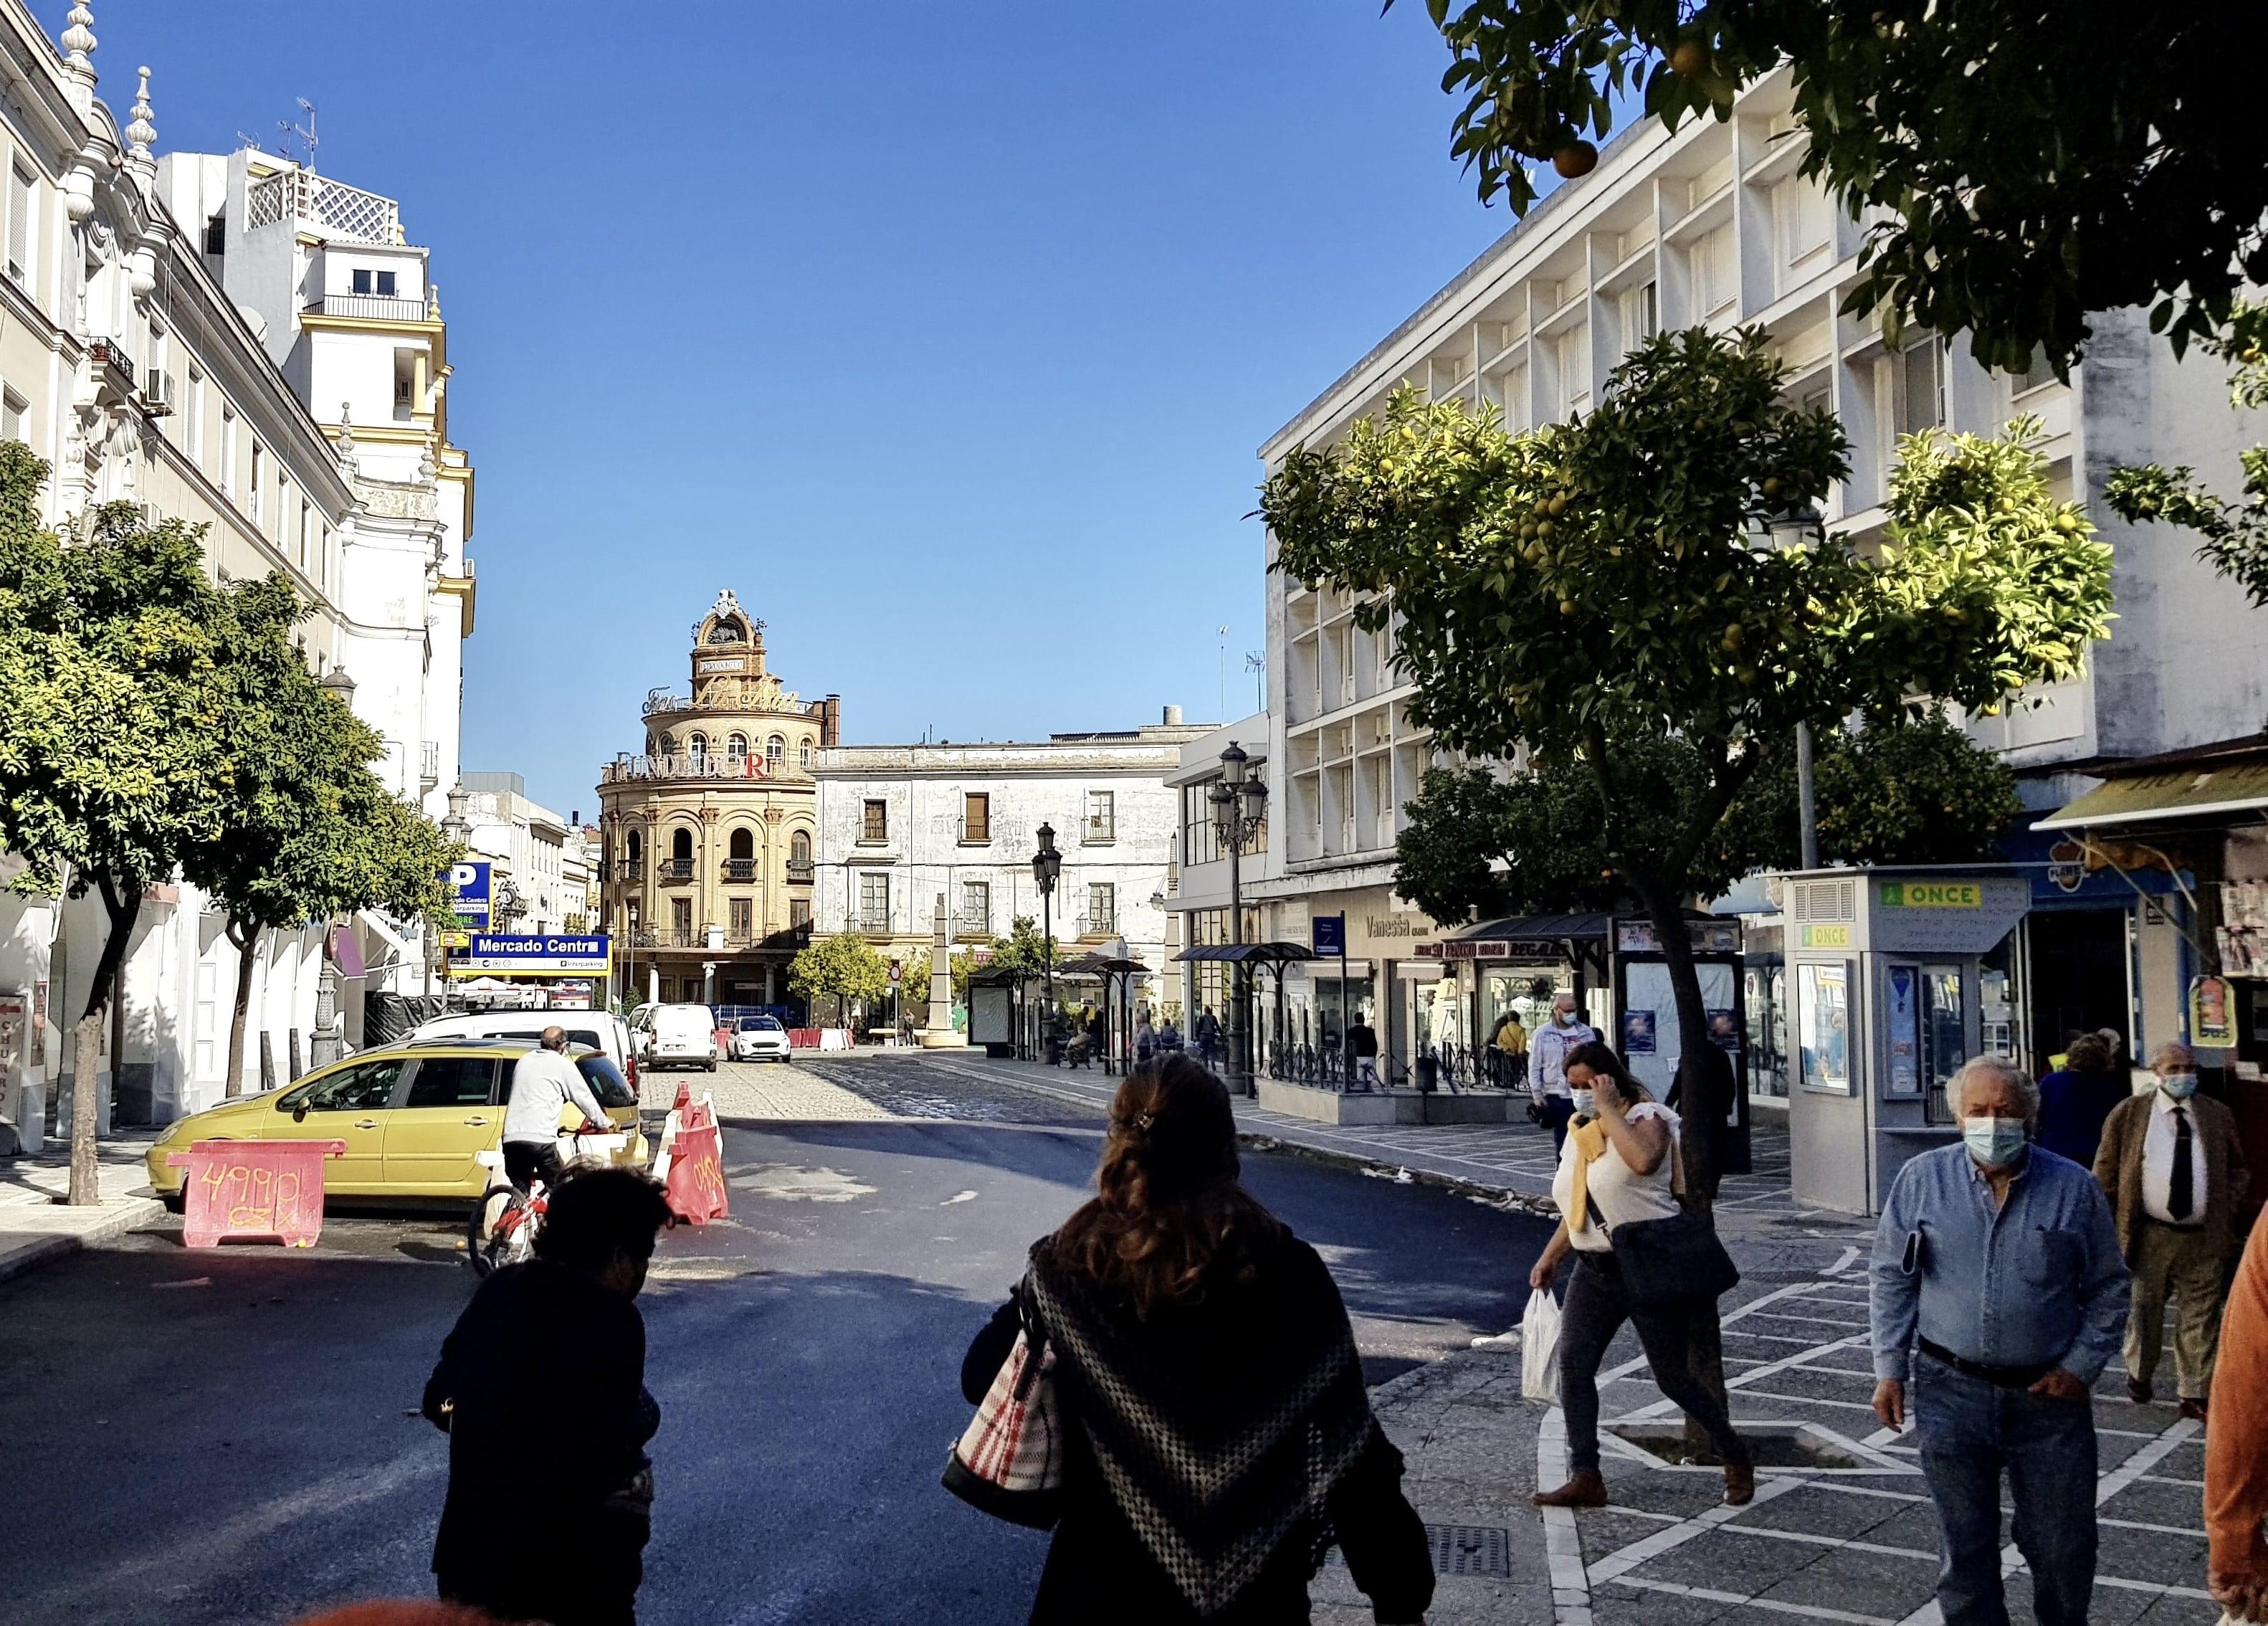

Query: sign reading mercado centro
[454,933,613,977]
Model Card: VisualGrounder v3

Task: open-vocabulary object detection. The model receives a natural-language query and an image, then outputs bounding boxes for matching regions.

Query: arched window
[766,734,786,773]
[626,828,643,867]
[729,827,755,862]
[801,738,816,771]
[790,829,811,864]
[687,732,709,767]
[727,733,748,761]
[671,827,694,862]
[657,733,675,757]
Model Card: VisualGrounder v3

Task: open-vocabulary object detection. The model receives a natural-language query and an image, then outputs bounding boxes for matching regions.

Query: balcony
[849,916,892,937]
[722,858,758,881]
[245,168,403,247]
[1079,917,1118,938]
[306,293,430,323]
[956,916,993,940]
[657,858,695,882]
[785,858,814,884]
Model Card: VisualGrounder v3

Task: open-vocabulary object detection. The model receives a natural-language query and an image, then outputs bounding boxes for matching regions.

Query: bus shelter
[1174,941,1316,1085]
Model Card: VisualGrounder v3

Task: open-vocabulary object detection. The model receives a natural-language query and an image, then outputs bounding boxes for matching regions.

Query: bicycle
[465,1125,628,1278]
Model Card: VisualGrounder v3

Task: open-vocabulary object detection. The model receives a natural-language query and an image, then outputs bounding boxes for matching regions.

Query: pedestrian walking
[1135,1012,1157,1063]
[1528,992,1598,1153]
[2206,1203,2268,1622]
[1869,1057,2130,1626]
[1492,1008,1528,1090]
[1347,1012,1381,1090]
[423,1167,676,1626]
[2036,1031,2130,1167]
[1529,1042,1755,1510]
[1193,1006,1221,1068]
[2094,1040,2249,1420]
[958,1055,1436,1623]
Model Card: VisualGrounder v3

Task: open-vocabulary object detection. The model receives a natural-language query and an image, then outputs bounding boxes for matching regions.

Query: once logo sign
[1878,880,1981,909]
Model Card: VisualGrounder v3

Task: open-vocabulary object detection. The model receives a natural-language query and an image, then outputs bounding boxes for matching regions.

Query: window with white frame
[249,442,265,528]
[1084,789,1115,843]
[766,734,786,774]
[185,368,204,465]
[2007,347,2057,399]
[1895,338,1945,439]
[1620,282,1658,353]
[960,880,990,936]
[1552,326,1588,422]
[7,163,31,287]
[298,499,312,573]
[1695,225,1738,322]
[856,871,890,931]
[1085,883,1116,936]
[1,388,25,444]
[351,267,398,297]
[1774,176,1833,271]
[220,408,237,500]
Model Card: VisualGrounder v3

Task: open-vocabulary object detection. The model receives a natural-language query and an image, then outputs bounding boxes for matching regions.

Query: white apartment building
[0,5,474,1145]
[458,775,572,938]
[814,713,1209,1013]
[1244,65,2268,1081]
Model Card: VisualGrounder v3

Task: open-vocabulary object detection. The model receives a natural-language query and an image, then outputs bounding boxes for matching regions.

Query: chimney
[1162,704,1183,727]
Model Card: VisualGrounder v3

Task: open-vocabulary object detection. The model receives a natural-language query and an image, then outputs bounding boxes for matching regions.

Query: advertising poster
[1799,962,1852,1094]
[1707,1009,1740,1052]
[1621,1009,1657,1054]
[2191,975,2236,1049]
[1886,965,1920,1097]
[447,860,492,928]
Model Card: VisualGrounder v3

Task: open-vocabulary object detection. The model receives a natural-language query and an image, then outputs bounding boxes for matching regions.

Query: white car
[645,1002,719,1072]
[410,1009,642,1098]
[730,1015,793,1063]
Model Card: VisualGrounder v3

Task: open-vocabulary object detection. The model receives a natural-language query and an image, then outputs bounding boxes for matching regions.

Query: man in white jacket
[1528,993,1598,1153]
[501,1027,618,1193]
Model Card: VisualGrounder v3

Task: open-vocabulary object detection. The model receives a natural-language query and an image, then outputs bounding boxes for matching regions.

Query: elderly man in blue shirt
[1870,1055,2130,1626]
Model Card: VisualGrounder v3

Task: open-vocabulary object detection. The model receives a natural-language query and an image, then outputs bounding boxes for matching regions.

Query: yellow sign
[1879,880,1981,909]
[1801,923,1852,949]
[441,930,471,949]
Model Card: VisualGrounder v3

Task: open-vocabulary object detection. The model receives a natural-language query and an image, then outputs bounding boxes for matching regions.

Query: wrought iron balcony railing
[785,858,814,883]
[722,859,758,881]
[657,858,695,881]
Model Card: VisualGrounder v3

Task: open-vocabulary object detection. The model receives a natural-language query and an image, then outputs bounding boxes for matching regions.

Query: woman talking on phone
[1528,1040,1753,1509]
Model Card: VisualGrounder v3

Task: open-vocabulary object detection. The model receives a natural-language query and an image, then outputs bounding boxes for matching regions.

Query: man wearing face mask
[1528,992,1598,1153]
[2093,1041,2249,1421]
[1869,1057,2129,1626]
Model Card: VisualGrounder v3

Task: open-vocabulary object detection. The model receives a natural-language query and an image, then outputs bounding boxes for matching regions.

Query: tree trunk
[224,922,259,1098]
[67,879,143,1206]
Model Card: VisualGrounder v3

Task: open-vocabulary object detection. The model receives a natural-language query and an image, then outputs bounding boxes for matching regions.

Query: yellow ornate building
[596,591,839,1012]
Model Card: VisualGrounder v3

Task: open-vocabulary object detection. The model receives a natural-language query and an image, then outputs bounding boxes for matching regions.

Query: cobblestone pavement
[830,1051,2225,1626]
[666,1058,901,1123]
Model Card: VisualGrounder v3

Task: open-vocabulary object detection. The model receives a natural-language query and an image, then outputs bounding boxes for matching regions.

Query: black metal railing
[658,858,695,881]
[722,859,758,880]
[785,858,814,883]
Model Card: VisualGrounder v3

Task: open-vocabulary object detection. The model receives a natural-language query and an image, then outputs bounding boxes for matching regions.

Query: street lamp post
[1032,822,1062,1063]
[1209,741,1269,1095]
[1749,506,1829,870]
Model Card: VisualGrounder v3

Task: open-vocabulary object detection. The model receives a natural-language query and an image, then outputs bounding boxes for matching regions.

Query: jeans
[1537,1094,1575,1153]
[1913,1351,2097,1626]
[1558,1252,1750,1476]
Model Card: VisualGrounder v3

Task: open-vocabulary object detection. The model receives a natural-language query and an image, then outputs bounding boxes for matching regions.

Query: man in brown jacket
[2093,1041,2249,1420]
[2207,1204,2268,1620]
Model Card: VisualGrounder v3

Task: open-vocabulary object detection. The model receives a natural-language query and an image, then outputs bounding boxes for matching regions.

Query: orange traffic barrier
[662,1123,728,1225]
[166,1138,346,1249]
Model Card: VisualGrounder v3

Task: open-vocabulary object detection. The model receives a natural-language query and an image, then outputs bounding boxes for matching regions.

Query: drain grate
[1426,1523,1512,1578]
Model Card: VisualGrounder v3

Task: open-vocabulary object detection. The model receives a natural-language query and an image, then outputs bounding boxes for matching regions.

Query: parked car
[645,1002,719,1071]
[410,1009,640,1098]
[145,1037,648,1205]
[730,1014,793,1063]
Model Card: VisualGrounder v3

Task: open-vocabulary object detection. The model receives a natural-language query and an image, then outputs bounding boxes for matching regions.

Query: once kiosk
[1781,866,2031,1215]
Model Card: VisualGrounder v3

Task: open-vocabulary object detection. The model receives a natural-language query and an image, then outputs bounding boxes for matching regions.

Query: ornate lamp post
[1209,741,1269,1095]
[1032,821,1062,1062]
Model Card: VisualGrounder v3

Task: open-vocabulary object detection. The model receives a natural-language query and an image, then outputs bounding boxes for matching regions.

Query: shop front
[1272,888,1452,1087]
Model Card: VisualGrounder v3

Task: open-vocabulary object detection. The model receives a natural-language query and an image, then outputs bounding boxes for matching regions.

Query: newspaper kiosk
[1782,866,2031,1215]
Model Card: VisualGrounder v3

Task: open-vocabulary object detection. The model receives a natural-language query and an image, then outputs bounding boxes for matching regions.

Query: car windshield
[738,1017,778,1031]
[576,1055,634,1108]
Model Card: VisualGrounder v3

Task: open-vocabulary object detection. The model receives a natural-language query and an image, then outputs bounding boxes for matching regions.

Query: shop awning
[2034,760,2268,832]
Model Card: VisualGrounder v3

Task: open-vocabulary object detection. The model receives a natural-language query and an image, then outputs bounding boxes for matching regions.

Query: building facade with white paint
[814,715,1208,1013]
[1244,65,2268,1080]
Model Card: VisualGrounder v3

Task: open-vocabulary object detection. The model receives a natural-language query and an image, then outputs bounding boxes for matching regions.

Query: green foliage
[2105,298,2268,607]
[787,931,892,1015]
[983,915,1059,978]
[1396,713,2020,926]
[1390,0,2266,372]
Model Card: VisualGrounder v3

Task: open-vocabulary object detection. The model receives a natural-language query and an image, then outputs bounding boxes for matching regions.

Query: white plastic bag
[1520,1287,1563,1404]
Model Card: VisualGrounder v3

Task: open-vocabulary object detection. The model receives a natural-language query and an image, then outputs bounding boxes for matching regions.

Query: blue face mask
[1962,1116,2029,1168]
[2159,1073,2198,1100]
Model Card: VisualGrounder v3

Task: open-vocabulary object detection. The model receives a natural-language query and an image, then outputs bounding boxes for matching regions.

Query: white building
[458,775,572,938]
[0,6,473,1146]
[562,824,600,934]
[814,713,1209,1015]
[1239,65,2268,1085]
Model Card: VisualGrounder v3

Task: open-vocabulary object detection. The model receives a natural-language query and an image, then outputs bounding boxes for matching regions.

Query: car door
[267,1057,411,1189]
[383,1055,505,1195]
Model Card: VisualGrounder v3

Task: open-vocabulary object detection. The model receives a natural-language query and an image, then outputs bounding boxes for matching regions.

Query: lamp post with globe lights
[1031,822,1062,1061]
[1209,742,1269,1094]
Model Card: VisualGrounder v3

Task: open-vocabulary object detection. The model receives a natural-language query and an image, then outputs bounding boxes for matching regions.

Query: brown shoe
[1724,1463,1757,1506]
[2126,1377,2153,1405]
[2180,1398,2208,1423]
[1533,1471,1608,1508]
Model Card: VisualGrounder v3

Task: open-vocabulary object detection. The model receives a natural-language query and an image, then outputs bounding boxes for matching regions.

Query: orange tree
[1259,327,2112,1055]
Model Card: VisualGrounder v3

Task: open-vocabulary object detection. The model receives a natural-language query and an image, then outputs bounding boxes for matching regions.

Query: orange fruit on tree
[1552,141,1598,179]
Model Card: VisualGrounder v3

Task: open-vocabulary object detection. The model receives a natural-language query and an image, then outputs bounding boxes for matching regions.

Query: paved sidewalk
[0,1128,166,1284]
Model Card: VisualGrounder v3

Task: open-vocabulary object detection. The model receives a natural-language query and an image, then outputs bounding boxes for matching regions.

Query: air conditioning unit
[141,369,175,415]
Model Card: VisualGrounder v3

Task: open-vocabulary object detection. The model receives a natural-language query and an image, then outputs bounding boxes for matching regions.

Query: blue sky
[101,1,1529,819]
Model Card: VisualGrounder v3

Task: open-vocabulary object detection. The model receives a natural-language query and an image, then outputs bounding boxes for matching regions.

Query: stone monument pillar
[918,892,966,1049]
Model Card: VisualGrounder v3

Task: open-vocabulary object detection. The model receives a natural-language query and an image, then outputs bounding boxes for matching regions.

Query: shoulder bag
[942,1291,1064,1528]
[1587,1187,1740,1306]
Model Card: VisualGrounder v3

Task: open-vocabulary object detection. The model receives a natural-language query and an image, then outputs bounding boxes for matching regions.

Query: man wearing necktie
[2095,1042,2250,1420]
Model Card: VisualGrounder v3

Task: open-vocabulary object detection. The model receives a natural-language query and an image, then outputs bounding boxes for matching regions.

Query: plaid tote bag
[943,1318,1064,1529]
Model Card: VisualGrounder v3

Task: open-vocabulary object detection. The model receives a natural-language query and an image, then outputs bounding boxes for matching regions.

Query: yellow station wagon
[146,1036,648,1205]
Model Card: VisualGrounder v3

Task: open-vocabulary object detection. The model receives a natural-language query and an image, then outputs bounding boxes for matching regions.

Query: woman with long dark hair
[959,1053,1436,1624]
[1529,1040,1753,1509]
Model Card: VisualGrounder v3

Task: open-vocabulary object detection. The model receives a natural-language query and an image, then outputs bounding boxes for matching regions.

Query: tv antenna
[1244,650,1266,712]
[278,98,317,169]
[234,130,262,153]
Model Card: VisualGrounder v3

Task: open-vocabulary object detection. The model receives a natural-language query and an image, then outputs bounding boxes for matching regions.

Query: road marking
[940,1189,978,1205]
[1602,1574,1897,1624]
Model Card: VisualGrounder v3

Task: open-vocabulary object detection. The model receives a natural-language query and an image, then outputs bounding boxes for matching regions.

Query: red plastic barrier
[788,1027,821,1049]
[166,1138,346,1249]
[663,1123,728,1225]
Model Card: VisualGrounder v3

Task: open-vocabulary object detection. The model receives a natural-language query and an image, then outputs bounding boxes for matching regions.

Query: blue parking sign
[448,860,492,925]
[1311,914,1346,956]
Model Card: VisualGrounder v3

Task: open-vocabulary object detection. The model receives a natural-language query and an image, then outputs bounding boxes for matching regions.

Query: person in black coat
[958,1055,1436,1625]
[423,1168,675,1626]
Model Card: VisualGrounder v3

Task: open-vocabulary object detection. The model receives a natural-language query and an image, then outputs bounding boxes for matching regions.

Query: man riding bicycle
[501,1027,619,1193]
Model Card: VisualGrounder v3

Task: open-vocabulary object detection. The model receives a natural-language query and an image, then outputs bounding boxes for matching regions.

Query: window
[1895,338,1944,439]
[730,898,753,940]
[670,827,694,863]
[1086,883,1116,935]
[862,799,888,842]
[280,1058,406,1113]
[2008,347,2056,398]
[766,735,786,773]
[626,828,643,867]
[1084,789,1115,843]
[1775,176,1833,269]
[1695,225,1738,322]
[670,895,692,938]
[249,442,265,527]
[687,732,708,767]
[790,898,811,929]
[801,738,815,771]
[351,268,398,297]
[1182,781,1221,867]
[1,389,24,445]
[961,880,990,936]
[184,368,204,465]
[203,211,225,256]
[726,733,748,761]
[1620,282,1657,352]
[790,829,811,864]
[404,1056,499,1108]
[298,500,311,572]
[7,163,31,287]
[728,827,754,862]
[221,408,238,500]
[857,872,890,930]
[963,791,990,842]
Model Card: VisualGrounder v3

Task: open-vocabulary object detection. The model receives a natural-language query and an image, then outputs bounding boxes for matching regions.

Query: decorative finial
[60,4,95,72]
[416,439,437,482]
[334,403,357,470]
[123,65,155,159]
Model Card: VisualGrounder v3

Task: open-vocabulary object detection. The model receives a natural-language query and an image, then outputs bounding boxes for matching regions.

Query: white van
[411,1010,642,1096]
[645,1003,718,1072]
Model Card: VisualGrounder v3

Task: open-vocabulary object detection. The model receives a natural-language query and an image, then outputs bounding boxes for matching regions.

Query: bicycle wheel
[467,1184,536,1278]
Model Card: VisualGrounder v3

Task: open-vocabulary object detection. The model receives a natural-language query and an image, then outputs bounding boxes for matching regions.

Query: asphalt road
[0,1062,1551,1625]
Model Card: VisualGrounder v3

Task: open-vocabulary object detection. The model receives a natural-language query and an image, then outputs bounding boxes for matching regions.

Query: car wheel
[160,1190,186,1215]
[706,1060,718,1073]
